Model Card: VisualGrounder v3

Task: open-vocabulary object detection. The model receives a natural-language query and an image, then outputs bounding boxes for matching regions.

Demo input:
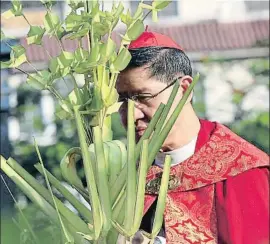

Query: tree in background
[229,58,269,153]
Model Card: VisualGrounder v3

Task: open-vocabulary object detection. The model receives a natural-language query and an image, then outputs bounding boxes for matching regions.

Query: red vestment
[143,120,269,244]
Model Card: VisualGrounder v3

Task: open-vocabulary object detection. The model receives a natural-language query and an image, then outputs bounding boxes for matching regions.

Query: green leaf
[4,156,92,239]
[64,13,84,32]
[114,140,127,168]
[100,115,113,141]
[101,81,119,107]
[74,47,89,62]
[49,51,74,77]
[132,139,148,233]
[1,30,6,41]
[152,10,158,22]
[114,2,124,18]
[27,26,45,45]
[1,0,23,18]
[67,30,89,40]
[133,5,144,20]
[26,70,52,90]
[88,114,100,127]
[89,85,104,111]
[66,85,91,108]
[96,65,105,87]
[12,0,22,15]
[10,45,27,67]
[44,12,64,39]
[55,110,73,120]
[100,38,116,63]
[40,0,56,9]
[80,84,92,105]
[91,2,100,18]
[68,89,81,106]
[93,21,110,37]
[124,100,136,230]
[26,74,45,90]
[89,43,100,63]
[127,19,144,40]
[102,11,114,22]
[34,163,93,224]
[73,107,103,239]
[152,0,172,10]
[48,57,61,78]
[67,0,84,10]
[150,155,171,237]
[139,3,153,10]
[106,102,122,115]
[66,23,90,39]
[109,51,118,67]
[107,88,119,107]
[111,47,131,72]
[105,38,116,58]
[73,61,96,74]
[120,9,133,26]
[73,47,98,73]
[59,99,73,114]
[107,2,124,29]
[93,126,112,236]
[10,45,25,59]
[1,60,12,69]
[58,51,74,67]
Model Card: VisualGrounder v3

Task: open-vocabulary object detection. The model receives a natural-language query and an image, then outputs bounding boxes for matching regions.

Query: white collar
[155,135,198,168]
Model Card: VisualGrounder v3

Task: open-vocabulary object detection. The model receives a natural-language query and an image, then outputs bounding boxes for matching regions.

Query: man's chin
[135,134,141,142]
[135,134,144,142]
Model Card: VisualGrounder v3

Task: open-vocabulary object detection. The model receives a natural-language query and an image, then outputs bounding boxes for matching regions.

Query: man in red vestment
[116,31,269,244]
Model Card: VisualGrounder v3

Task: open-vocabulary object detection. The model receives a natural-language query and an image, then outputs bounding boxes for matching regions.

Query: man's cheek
[119,107,127,129]
[121,116,127,129]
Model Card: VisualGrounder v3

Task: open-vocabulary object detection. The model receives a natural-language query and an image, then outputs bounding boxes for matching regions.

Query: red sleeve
[215,167,269,244]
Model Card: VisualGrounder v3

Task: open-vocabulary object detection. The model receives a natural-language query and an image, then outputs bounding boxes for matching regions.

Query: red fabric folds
[216,167,269,244]
[143,120,269,243]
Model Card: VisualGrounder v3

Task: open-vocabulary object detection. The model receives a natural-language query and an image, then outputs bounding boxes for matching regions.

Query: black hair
[125,46,192,83]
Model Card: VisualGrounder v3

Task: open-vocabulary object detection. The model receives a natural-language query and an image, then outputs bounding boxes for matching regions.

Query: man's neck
[160,105,200,152]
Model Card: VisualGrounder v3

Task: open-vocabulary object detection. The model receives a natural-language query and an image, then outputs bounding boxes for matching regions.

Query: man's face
[116,66,179,142]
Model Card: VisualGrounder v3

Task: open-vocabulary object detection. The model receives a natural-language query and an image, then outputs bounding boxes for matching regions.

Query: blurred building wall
[0,0,269,145]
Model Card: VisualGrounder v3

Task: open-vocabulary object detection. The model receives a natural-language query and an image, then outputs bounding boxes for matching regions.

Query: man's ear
[179,75,193,91]
[178,76,193,103]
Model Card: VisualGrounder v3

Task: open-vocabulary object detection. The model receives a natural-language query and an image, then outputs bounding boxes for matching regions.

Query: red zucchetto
[128,31,183,50]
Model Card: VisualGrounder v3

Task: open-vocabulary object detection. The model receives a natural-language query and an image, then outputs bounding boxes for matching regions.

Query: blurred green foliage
[228,58,269,153]
[231,112,269,154]
[1,204,62,244]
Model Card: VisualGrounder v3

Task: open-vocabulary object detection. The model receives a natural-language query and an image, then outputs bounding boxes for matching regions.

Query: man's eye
[136,94,151,102]
[118,95,127,103]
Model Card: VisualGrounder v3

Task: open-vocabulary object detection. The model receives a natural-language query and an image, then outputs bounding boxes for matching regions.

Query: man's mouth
[135,127,147,137]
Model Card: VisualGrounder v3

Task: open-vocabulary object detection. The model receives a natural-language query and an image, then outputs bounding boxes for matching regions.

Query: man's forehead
[116,79,150,94]
[116,69,153,93]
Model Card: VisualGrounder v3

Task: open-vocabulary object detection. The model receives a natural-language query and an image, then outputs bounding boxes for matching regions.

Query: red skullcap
[128,31,183,50]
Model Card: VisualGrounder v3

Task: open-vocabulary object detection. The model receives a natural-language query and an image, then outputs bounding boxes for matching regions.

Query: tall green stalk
[74,107,102,239]
[93,126,112,238]
[124,100,136,232]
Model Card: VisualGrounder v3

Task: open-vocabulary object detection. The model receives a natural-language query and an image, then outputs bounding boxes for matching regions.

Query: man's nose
[134,103,145,121]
